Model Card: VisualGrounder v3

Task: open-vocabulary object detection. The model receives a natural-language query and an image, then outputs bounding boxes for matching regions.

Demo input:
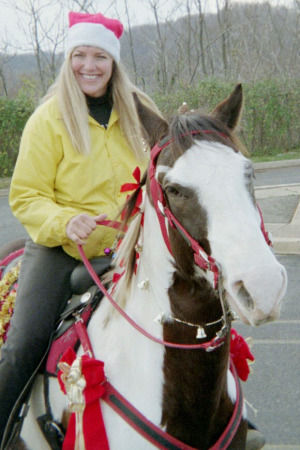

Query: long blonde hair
[42,52,161,160]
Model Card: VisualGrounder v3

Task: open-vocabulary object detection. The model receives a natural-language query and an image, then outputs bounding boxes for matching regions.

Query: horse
[1,84,287,449]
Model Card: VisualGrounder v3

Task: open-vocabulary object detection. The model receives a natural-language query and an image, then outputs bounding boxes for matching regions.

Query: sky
[0,0,295,53]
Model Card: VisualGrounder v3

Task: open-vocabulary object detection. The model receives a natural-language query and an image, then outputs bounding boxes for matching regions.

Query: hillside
[0,2,299,96]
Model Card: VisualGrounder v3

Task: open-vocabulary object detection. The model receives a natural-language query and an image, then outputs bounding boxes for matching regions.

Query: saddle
[0,254,111,450]
[46,255,111,375]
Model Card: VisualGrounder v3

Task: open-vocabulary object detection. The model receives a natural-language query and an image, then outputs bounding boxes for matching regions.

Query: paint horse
[17,84,287,449]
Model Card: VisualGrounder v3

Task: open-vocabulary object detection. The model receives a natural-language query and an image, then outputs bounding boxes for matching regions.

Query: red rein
[77,241,226,351]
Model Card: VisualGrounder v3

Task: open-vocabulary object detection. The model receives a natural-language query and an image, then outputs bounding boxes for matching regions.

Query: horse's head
[134,85,287,326]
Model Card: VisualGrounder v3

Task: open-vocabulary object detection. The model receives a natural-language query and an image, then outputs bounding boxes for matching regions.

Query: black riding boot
[0,240,78,448]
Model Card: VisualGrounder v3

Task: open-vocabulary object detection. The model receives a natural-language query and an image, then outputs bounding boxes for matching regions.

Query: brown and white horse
[19,84,287,449]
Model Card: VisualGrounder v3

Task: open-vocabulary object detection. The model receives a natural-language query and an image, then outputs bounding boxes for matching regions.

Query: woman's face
[71,46,114,97]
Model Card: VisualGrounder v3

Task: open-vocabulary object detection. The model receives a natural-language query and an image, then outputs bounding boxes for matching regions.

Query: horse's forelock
[169,114,246,156]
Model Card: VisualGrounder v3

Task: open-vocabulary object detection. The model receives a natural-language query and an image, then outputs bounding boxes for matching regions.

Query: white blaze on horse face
[166,141,287,326]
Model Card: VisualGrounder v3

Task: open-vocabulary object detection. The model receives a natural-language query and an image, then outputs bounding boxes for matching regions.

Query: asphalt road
[235,253,300,449]
[0,164,299,449]
[254,165,300,187]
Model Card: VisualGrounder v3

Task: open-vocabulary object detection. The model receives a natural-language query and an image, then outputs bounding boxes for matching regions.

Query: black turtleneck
[85,89,112,128]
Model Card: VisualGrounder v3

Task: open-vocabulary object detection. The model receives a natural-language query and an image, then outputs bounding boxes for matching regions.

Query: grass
[251,150,300,163]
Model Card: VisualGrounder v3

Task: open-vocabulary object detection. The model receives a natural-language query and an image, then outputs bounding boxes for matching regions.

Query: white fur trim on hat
[65,22,121,62]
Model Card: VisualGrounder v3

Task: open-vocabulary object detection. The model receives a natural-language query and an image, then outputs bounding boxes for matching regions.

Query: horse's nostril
[236,282,255,311]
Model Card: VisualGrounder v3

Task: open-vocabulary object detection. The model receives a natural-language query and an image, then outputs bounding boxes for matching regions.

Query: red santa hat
[65,12,124,62]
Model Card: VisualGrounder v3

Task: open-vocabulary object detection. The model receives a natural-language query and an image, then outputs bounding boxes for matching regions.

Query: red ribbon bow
[230,329,255,382]
[120,167,143,218]
[58,347,109,450]
[120,166,141,193]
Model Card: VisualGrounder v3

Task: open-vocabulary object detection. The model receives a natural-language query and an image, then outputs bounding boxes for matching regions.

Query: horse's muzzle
[226,262,287,327]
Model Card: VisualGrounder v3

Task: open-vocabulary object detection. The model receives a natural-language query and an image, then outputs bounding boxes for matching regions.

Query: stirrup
[37,413,65,450]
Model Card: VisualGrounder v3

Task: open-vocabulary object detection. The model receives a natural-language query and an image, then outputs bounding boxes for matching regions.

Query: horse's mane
[103,173,147,311]
[104,112,247,312]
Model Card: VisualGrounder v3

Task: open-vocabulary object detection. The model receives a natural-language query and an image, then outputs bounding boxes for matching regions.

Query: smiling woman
[71,47,114,97]
[0,10,163,448]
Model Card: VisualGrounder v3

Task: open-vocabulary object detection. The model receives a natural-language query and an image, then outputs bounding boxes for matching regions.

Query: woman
[0,11,160,447]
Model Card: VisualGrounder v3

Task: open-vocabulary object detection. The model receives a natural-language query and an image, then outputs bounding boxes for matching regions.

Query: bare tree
[215,0,231,77]
[0,38,15,96]
[0,0,67,94]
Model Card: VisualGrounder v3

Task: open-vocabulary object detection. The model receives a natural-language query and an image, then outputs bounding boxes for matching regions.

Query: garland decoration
[0,261,21,348]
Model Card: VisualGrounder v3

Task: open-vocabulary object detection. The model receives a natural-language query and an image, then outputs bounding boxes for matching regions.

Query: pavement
[254,159,300,255]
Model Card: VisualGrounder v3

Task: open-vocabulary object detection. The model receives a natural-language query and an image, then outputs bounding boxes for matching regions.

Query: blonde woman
[0,12,160,447]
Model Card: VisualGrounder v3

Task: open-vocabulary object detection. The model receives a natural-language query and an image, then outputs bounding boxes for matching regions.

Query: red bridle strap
[148,133,273,291]
[149,137,221,289]
[257,204,273,247]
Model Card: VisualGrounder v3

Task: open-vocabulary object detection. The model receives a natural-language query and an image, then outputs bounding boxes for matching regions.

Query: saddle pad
[46,306,92,376]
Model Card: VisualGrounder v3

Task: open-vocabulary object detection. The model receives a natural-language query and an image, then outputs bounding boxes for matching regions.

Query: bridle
[78,129,272,352]
[149,130,273,290]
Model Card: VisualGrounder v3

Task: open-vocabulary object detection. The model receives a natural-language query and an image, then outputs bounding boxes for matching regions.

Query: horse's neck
[130,202,233,447]
[161,272,232,448]
[92,198,232,447]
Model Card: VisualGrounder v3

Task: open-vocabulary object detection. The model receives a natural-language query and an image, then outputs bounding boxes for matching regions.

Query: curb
[254,158,300,170]
[256,183,300,256]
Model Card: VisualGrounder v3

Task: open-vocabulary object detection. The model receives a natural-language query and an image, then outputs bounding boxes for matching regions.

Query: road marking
[275,320,300,324]
[253,339,300,344]
[264,446,300,449]
[236,319,300,325]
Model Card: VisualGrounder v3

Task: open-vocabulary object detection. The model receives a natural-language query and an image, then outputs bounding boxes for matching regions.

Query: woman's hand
[66,213,107,245]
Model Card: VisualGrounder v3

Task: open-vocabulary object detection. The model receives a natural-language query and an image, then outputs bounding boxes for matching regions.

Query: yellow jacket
[9,96,147,259]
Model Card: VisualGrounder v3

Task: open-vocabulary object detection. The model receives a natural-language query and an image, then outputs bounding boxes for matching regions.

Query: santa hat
[65,12,123,62]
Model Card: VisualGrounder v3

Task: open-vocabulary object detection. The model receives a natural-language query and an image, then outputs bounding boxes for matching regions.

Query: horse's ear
[133,92,169,148]
[210,84,243,130]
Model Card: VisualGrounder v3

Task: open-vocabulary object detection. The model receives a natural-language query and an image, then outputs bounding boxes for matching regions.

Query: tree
[0,40,15,96]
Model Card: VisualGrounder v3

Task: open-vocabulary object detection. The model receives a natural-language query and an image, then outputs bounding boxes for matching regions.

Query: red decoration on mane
[120,167,143,218]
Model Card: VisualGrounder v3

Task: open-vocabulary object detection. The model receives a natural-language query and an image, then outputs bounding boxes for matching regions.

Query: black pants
[0,240,79,446]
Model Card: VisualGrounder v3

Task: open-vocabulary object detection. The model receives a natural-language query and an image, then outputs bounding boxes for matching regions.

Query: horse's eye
[165,185,181,197]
